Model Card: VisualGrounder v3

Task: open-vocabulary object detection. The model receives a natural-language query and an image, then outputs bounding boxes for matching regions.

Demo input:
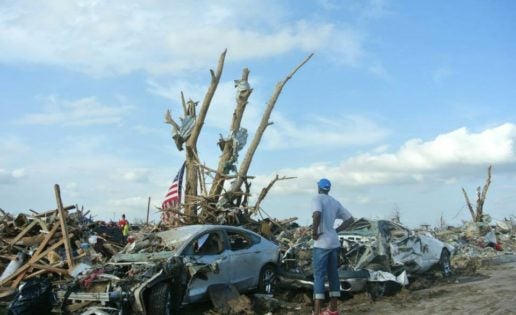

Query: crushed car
[339,218,454,276]
[56,224,281,314]
[278,218,454,297]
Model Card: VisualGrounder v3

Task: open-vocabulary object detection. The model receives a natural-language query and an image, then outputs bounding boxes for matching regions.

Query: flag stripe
[161,162,186,212]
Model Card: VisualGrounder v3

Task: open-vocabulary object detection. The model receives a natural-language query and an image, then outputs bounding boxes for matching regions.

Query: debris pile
[2,193,516,315]
[0,185,124,305]
[434,215,516,274]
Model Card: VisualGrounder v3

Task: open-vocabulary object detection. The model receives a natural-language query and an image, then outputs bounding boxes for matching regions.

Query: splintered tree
[462,165,492,222]
[163,50,313,224]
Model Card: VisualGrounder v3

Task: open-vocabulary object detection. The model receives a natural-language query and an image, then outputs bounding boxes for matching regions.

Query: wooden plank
[30,263,68,275]
[9,220,38,246]
[24,268,47,279]
[54,184,74,269]
[33,217,49,231]
[0,237,67,287]
[9,222,61,288]
[4,233,73,288]
[32,223,59,258]
[33,205,75,218]
[24,262,63,280]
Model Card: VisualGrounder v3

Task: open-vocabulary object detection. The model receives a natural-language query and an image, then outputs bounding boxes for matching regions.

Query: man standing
[118,214,129,243]
[312,178,354,315]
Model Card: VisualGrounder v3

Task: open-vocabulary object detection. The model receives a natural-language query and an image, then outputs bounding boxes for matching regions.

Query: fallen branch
[253,175,295,214]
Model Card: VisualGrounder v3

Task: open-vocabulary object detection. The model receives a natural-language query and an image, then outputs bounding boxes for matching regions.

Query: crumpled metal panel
[368,270,408,286]
[390,238,425,272]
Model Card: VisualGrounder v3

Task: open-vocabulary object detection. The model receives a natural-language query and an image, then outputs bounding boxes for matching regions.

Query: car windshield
[157,225,206,248]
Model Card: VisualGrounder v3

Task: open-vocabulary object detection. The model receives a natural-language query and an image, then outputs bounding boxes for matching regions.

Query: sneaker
[320,309,339,315]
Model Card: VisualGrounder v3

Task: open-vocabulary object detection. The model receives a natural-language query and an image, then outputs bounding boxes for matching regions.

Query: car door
[182,230,231,303]
[225,229,263,291]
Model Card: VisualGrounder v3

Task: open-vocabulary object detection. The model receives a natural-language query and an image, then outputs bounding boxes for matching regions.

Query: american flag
[162,162,186,210]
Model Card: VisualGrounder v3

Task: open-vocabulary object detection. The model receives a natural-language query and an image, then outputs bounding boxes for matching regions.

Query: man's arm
[312,211,322,240]
[336,217,355,233]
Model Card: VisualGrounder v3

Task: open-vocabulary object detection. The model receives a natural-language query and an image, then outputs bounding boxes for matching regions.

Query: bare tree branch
[253,175,295,214]
[462,187,476,221]
[231,53,313,195]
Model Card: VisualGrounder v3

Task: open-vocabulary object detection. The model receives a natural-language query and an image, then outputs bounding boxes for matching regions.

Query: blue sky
[1,0,515,227]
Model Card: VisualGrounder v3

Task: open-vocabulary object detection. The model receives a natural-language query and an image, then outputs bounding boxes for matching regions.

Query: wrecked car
[339,218,454,276]
[278,218,453,297]
[57,224,280,314]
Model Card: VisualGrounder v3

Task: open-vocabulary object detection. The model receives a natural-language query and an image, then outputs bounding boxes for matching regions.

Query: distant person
[312,178,354,315]
[118,214,129,243]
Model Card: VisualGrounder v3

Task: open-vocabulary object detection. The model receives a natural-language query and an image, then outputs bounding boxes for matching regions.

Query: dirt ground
[180,258,516,315]
[334,260,516,315]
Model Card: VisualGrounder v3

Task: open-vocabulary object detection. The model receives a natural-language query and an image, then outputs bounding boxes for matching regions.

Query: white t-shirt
[311,193,352,249]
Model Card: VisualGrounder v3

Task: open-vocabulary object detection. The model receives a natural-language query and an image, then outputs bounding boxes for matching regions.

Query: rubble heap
[434,215,515,274]
[0,185,124,304]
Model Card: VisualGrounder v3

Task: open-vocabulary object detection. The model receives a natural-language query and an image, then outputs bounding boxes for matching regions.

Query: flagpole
[146,196,151,225]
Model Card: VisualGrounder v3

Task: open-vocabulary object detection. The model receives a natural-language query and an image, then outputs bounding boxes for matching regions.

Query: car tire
[439,249,452,277]
[258,264,277,295]
[148,282,173,315]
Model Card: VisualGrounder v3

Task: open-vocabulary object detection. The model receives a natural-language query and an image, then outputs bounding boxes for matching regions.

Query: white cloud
[148,76,390,150]
[17,96,132,126]
[108,196,149,208]
[255,123,516,193]
[0,168,27,184]
[263,113,390,150]
[0,136,30,165]
[11,168,26,178]
[116,169,151,183]
[0,1,364,76]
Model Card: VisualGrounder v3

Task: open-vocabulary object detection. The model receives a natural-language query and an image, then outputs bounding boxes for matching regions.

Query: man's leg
[327,247,341,312]
[313,247,329,314]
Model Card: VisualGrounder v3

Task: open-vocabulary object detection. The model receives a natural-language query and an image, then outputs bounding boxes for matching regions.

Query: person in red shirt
[118,214,129,242]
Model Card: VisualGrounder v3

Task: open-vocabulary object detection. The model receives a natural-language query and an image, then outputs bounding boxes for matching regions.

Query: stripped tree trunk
[475,165,492,222]
[184,50,227,216]
[462,165,492,222]
[230,53,313,197]
[209,68,252,200]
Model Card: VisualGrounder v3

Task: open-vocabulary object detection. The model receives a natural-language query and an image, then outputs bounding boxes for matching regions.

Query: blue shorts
[312,247,341,299]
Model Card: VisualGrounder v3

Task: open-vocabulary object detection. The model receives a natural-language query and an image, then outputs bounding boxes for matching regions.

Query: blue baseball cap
[317,178,331,190]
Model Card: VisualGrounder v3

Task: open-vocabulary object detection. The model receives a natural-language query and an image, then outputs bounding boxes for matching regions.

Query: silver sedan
[156,224,281,304]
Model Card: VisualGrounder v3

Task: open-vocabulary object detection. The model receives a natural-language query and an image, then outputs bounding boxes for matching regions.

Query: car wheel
[258,264,277,295]
[439,249,452,277]
[148,282,173,315]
